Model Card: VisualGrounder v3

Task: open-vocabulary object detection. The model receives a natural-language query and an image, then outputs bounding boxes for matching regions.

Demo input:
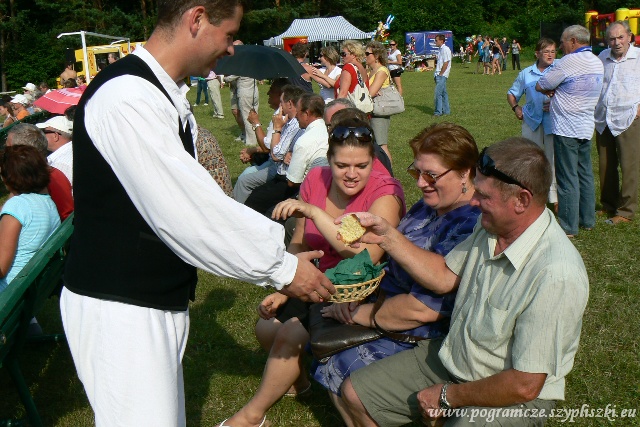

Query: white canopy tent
[263,16,375,46]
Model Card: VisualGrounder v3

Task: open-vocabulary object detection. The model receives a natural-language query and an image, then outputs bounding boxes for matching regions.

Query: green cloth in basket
[324,249,386,285]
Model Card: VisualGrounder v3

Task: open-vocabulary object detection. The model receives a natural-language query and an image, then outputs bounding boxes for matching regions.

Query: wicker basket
[329,270,385,303]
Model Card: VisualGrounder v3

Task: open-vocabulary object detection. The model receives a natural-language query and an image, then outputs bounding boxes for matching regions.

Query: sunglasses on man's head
[329,126,373,143]
[477,148,532,194]
[406,162,452,185]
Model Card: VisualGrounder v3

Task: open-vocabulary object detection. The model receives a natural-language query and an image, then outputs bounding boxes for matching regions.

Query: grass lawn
[1,58,639,426]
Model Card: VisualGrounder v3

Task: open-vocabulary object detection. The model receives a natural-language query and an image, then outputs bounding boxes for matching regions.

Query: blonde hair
[320,46,340,65]
[341,40,365,62]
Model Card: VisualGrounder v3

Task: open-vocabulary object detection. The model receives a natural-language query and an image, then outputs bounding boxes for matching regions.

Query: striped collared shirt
[538,49,603,140]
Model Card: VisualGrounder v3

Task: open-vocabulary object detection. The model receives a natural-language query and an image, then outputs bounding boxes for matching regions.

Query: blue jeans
[434,75,450,115]
[196,79,208,104]
[553,135,596,235]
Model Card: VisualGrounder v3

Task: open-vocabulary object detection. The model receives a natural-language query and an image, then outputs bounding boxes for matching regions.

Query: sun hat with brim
[35,116,73,134]
[11,94,29,105]
[23,82,37,92]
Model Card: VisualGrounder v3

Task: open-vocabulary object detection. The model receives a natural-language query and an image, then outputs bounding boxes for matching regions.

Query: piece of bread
[338,214,366,245]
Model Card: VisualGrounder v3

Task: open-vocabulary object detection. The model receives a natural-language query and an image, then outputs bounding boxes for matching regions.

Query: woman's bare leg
[220,319,310,427]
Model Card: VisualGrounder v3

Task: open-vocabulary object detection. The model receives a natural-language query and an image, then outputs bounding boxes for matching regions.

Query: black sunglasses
[365,52,374,56]
[340,51,348,57]
[329,126,373,143]
[43,129,60,135]
[477,148,532,194]
[407,162,452,185]
[389,43,397,46]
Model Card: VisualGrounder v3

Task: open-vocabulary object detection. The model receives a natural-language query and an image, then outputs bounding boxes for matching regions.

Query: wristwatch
[511,104,519,112]
[273,129,282,134]
[251,123,261,131]
[439,382,453,410]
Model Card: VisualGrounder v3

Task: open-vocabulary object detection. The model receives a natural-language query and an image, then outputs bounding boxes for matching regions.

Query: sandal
[284,382,312,398]
[217,416,269,427]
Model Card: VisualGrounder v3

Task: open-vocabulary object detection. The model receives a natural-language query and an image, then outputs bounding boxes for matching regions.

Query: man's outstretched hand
[280,250,335,302]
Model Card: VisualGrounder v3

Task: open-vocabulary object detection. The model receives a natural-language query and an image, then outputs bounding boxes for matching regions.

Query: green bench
[0,213,74,427]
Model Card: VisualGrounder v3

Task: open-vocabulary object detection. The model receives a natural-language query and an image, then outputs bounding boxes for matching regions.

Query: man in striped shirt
[536,25,603,237]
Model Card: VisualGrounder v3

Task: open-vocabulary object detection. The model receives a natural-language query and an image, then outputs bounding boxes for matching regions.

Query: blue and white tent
[263,16,375,46]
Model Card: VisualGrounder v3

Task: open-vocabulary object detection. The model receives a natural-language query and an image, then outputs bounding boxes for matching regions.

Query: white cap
[23,82,37,92]
[11,94,29,105]
[36,116,73,135]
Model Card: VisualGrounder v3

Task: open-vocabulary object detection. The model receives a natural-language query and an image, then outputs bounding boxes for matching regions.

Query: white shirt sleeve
[84,76,297,289]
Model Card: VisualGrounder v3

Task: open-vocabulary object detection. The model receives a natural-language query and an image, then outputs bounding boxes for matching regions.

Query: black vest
[64,55,197,311]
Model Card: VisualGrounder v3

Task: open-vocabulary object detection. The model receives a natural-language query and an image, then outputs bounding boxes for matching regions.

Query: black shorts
[389,68,403,78]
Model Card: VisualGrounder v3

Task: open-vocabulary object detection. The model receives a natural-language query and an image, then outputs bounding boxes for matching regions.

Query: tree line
[0,0,622,91]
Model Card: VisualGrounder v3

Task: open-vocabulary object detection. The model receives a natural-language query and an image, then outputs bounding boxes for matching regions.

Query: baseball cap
[23,83,37,92]
[36,116,73,134]
[11,94,29,105]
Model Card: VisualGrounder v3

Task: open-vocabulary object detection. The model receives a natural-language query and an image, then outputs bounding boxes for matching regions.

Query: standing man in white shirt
[595,20,640,225]
[36,116,73,185]
[61,1,334,426]
[434,34,451,116]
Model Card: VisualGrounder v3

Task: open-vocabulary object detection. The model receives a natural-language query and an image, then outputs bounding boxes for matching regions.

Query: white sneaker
[193,103,199,107]
[203,103,209,106]
[234,134,246,142]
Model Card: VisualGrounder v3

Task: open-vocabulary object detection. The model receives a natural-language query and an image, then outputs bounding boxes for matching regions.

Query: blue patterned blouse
[312,200,480,395]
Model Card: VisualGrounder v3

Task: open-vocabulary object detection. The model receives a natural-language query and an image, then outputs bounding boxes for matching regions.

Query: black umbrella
[214,45,306,80]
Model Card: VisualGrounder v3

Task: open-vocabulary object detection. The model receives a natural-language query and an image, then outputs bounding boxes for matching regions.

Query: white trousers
[60,287,190,427]
[522,122,558,203]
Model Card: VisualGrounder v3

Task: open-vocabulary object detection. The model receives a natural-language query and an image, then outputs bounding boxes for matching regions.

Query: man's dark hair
[298,93,324,118]
[157,0,242,28]
[436,34,446,42]
[486,138,552,205]
[270,78,289,93]
[0,145,50,194]
[281,85,305,104]
[290,42,309,60]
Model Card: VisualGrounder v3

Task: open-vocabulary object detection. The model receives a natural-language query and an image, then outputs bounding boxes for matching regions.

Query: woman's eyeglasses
[340,52,349,57]
[389,43,397,46]
[329,126,373,143]
[407,162,452,185]
[477,148,533,194]
[365,52,374,56]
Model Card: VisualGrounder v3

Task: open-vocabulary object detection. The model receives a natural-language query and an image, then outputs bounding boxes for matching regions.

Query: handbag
[346,65,374,114]
[372,85,405,116]
[308,302,382,363]
[308,292,426,363]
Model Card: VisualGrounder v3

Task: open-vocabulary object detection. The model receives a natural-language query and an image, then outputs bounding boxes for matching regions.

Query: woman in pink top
[217,118,405,427]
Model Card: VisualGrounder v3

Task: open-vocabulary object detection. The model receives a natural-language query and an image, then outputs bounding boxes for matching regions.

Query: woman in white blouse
[310,46,342,103]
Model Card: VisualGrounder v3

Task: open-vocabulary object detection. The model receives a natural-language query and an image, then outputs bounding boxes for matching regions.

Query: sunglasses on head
[406,162,452,185]
[477,148,533,194]
[329,126,373,143]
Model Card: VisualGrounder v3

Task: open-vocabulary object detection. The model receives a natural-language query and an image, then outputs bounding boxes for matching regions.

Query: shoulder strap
[371,290,427,344]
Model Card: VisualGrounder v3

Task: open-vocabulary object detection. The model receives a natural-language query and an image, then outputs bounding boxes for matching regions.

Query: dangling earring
[462,182,468,194]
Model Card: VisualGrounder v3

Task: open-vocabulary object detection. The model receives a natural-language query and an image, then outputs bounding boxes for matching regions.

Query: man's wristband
[439,382,453,410]
[251,123,262,131]
[511,104,519,112]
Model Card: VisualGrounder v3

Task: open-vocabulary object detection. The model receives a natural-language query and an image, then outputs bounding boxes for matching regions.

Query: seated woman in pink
[217,117,405,427]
